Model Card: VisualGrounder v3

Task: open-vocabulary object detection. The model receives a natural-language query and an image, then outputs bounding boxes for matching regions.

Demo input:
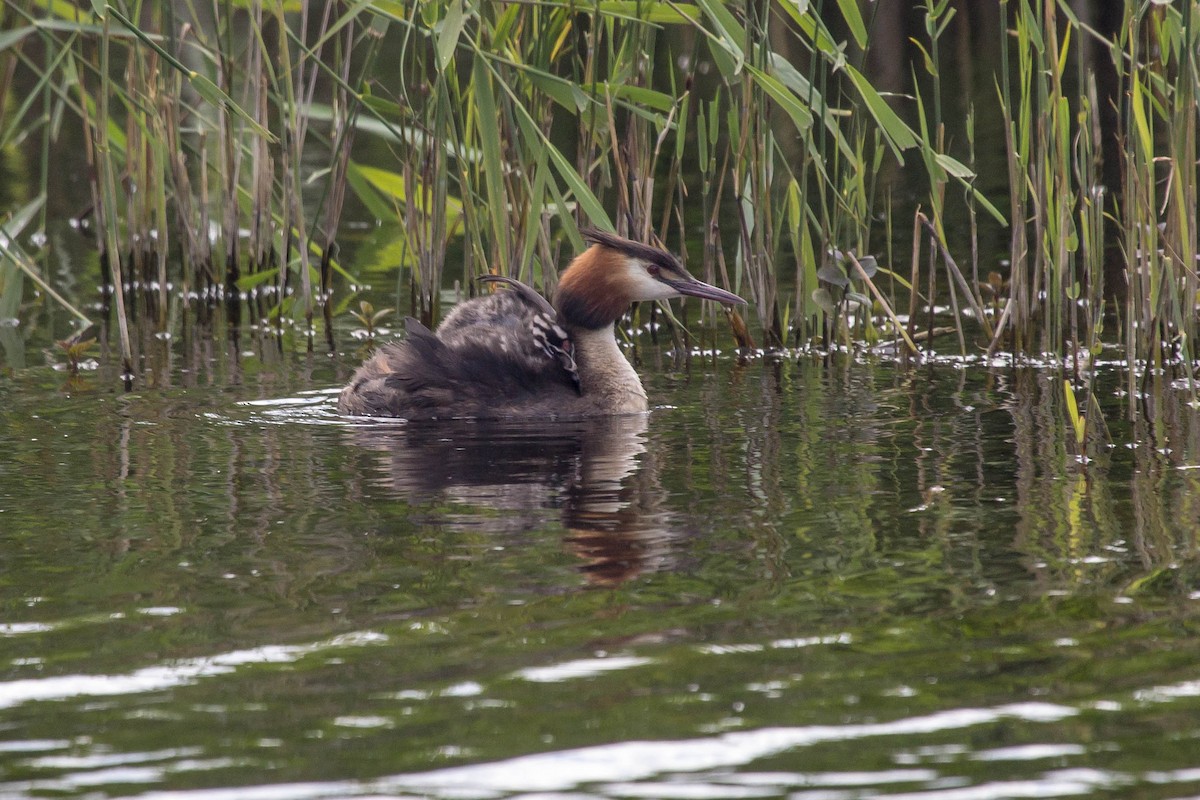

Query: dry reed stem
[917,213,994,341]
[847,253,918,355]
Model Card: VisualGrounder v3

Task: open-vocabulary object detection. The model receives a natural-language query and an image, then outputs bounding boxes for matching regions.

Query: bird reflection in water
[344,414,680,587]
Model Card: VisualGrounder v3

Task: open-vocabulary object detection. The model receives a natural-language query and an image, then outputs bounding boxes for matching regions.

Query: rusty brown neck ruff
[554,244,636,332]
[553,243,648,413]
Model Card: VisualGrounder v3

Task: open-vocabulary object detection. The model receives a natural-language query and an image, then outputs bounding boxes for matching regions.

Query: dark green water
[3,335,1200,798]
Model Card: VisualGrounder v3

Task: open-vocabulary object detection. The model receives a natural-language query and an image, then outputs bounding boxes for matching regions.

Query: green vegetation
[0,2,1198,418]
[0,1,953,350]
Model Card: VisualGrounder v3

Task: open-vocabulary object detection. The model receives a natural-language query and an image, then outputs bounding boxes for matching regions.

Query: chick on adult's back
[337,229,743,420]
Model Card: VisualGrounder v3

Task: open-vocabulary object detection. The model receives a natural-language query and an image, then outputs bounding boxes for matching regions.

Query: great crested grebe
[337,228,744,419]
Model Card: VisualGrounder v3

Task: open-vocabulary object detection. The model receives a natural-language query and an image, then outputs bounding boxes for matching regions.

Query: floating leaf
[846,291,871,308]
[818,263,849,287]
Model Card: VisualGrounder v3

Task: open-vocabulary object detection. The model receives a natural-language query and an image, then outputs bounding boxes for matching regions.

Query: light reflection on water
[0,633,388,711]
[2,358,1200,798]
[6,664,1196,800]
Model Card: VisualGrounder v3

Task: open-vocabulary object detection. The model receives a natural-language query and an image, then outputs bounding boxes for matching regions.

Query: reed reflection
[1002,367,1200,593]
[345,414,679,586]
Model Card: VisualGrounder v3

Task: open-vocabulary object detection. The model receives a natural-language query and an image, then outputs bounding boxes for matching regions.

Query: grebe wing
[337,279,583,418]
[435,279,581,394]
[391,308,581,416]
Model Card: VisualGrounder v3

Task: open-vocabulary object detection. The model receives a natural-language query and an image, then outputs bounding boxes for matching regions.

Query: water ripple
[379,704,1077,796]
[0,632,387,710]
[515,656,655,683]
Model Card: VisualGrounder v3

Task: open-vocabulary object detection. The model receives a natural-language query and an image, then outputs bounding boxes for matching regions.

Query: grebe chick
[337,228,744,420]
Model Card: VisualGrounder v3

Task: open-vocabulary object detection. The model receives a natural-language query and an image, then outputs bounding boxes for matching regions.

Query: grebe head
[556,228,744,330]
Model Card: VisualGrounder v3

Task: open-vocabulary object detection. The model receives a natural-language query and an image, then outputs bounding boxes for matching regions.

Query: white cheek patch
[626,261,679,301]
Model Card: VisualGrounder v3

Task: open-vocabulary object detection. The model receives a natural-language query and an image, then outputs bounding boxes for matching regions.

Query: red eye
[647,265,660,277]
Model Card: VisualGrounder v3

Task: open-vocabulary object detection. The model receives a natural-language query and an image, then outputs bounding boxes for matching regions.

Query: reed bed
[0,1,1198,424]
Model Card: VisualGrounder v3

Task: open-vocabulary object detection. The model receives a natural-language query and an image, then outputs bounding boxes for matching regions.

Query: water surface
[3,345,1200,799]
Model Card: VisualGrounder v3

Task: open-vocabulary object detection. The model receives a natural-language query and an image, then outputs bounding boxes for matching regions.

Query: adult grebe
[337,228,744,419]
